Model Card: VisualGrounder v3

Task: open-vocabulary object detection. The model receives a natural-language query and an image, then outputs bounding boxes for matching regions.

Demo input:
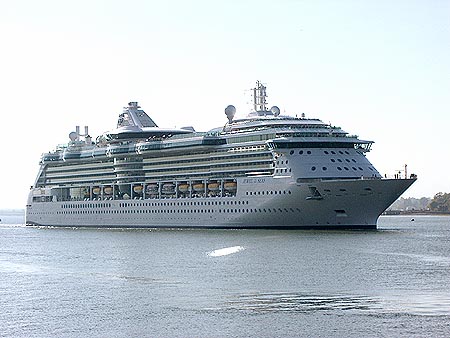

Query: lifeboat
[178,183,190,193]
[192,183,205,192]
[224,182,237,191]
[92,187,101,195]
[103,186,113,195]
[208,182,220,191]
[133,185,143,194]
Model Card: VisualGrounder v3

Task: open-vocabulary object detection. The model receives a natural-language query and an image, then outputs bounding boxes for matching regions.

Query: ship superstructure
[26,82,416,229]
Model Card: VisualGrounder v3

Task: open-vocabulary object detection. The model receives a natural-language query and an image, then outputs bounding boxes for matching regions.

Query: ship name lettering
[243,178,266,184]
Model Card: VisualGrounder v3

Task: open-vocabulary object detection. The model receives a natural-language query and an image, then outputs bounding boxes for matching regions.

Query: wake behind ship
[26,82,416,229]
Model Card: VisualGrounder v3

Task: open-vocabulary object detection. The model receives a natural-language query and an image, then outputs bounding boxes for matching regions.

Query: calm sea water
[0,212,449,337]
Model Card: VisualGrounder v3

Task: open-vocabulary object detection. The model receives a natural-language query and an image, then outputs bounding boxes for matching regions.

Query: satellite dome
[225,105,236,123]
[270,106,280,117]
[69,131,78,141]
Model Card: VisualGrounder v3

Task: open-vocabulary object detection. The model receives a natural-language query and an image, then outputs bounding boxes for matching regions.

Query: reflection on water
[224,291,450,317]
[207,246,245,257]
[380,292,450,316]
[225,292,380,313]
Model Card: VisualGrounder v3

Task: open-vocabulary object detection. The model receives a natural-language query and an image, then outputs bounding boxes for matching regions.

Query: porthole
[290,150,294,155]
[358,167,363,171]
[311,166,316,171]
[331,159,336,162]
[345,151,350,155]
[337,167,342,171]
[307,151,311,154]
[331,151,336,154]
[324,151,329,154]
[345,159,350,162]
[322,167,327,171]
[299,150,304,154]
[352,159,356,163]
[352,167,357,171]
[339,151,344,154]
[344,167,349,170]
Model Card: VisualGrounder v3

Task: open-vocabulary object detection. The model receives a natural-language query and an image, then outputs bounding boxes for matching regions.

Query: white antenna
[253,80,268,112]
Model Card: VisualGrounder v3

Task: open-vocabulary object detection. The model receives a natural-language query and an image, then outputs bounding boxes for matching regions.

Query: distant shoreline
[383,210,450,216]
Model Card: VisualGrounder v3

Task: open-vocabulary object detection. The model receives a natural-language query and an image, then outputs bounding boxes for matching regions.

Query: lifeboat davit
[162,183,175,194]
[145,183,158,194]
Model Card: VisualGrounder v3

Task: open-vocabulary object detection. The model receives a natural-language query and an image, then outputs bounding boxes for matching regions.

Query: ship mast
[253,80,268,112]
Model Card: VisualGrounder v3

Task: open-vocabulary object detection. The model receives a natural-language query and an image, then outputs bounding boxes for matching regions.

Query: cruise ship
[26,81,416,229]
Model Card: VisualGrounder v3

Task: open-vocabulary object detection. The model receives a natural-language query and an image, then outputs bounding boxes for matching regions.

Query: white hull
[26,177,415,229]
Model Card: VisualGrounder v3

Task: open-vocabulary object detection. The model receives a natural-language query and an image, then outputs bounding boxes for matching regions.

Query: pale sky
[0,0,449,208]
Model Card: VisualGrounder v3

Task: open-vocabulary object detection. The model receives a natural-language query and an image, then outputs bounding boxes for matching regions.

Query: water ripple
[225,292,380,313]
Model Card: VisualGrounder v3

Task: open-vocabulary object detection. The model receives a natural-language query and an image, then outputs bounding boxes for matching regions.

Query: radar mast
[253,80,268,112]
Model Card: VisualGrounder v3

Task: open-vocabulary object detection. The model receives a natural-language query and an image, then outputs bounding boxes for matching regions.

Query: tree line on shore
[389,193,450,213]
